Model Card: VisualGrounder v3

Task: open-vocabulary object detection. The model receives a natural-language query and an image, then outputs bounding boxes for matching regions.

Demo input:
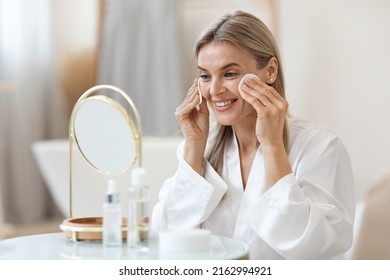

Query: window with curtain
[97,0,182,137]
[0,0,66,226]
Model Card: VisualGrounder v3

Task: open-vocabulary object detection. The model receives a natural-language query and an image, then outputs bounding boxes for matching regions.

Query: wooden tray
[60,217,127,241]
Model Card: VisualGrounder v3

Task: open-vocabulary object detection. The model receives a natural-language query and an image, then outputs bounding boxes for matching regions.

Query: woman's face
[198,41,264,127]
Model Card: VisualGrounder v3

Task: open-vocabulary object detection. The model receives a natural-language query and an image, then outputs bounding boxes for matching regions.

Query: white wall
[279,0,390,201]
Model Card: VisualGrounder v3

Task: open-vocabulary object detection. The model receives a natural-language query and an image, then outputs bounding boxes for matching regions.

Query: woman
[152,11,355,259]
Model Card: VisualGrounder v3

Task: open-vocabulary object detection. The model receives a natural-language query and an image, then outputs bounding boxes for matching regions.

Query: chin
[214,116,234,126]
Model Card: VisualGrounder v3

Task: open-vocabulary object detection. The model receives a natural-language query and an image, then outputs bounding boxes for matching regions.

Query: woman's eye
[225,72,237,78]
[199,74,210,80]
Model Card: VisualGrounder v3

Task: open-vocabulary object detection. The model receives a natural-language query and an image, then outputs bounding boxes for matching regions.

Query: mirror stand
[60,84,142,241]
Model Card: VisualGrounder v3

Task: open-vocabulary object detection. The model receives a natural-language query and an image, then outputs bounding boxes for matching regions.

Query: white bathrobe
[152,117,355,259]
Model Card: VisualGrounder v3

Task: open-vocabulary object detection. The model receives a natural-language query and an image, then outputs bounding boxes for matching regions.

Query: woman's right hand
[175,78,209,173]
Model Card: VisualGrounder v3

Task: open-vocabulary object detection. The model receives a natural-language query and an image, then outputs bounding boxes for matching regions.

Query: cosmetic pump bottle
[127,167,150,249]
[103,179,122,247]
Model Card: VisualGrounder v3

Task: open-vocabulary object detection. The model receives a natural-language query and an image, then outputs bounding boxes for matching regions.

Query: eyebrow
[198,62,241,72]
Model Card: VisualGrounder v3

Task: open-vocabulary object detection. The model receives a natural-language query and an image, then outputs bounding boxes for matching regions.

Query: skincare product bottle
[103,179,122,247]
[127,167,150,248]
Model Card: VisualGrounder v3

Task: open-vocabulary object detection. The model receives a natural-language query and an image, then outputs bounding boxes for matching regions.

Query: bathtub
[31,137,182,219]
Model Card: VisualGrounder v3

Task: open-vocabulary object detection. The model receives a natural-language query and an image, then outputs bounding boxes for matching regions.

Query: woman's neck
[232,122,259,189]
[233,121,259,153]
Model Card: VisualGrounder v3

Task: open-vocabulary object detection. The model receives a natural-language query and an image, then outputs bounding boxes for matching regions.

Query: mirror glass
[72,95,137,175]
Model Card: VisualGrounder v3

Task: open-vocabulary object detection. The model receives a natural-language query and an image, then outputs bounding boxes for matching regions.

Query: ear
[265,57,278,84]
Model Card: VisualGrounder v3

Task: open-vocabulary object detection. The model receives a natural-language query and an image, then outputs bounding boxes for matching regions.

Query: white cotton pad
[238,73,260,95]
[196,79,203,111]
[159,229,211,253]
[197,79,203,105]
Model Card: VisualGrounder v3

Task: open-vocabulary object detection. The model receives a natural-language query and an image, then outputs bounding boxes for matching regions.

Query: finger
[243,76,264,90]
[241,83,271,106]
[240,90,266,111]
[176,93,200,115]
[242,78,267,97]
[177,82,200,111]
[243,81,286,109]
[176,89,199,112]
[244,77,281,100]
[263,87,288,110]
[183,78,198,100]
[264,85,284,102]
[258,93,274,107]
[255,81,285,102]
[255,89,288,114]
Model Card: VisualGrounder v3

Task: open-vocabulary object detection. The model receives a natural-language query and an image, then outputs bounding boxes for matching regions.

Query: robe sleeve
[151,141,227,230]
[245,133,355,259]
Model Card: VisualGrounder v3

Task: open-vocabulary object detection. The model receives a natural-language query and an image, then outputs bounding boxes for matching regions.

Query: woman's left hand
[240,77,291,189]
[240,77,288,148]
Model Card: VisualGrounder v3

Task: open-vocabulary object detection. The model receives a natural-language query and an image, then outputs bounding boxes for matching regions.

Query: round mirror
[71,95,137,175]
[63,84,142,240]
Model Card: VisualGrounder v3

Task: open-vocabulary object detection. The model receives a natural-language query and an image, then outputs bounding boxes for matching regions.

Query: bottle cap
[106,179,119,203]
[131,167,146,186]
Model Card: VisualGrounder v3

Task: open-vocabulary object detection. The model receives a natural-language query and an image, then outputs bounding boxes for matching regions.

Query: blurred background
[0,0,389,257]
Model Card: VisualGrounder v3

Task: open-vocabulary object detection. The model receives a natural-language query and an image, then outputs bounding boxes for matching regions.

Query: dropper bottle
[103,179,122,247]
[127,167,150,248]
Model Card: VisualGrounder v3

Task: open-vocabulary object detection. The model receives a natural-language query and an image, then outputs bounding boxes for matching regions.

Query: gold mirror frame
[60,84,142,241]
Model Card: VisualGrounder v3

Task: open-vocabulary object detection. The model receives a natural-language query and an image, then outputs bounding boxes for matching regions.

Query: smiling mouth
[215,99,238,108]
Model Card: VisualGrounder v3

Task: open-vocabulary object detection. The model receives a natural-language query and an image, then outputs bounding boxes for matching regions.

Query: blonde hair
[195,11,288,174]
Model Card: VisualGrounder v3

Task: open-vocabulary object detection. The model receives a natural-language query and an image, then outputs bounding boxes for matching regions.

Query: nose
[209,78,224,97]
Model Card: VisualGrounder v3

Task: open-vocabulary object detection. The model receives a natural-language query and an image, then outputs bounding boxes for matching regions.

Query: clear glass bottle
[103,179,122,247]
[127,167,150,248]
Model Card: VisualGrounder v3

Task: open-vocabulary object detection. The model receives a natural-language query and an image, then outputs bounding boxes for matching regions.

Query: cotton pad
[238,73,260,95]
[196,79,203,111]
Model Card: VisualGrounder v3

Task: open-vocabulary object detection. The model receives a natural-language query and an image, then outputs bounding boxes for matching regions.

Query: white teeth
[216,99,236,107]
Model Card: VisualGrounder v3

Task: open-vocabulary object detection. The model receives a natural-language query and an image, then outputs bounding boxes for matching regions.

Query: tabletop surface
[0,232,249,260]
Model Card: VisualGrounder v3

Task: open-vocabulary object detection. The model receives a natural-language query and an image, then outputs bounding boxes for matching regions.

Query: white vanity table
[0,232,249,260]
